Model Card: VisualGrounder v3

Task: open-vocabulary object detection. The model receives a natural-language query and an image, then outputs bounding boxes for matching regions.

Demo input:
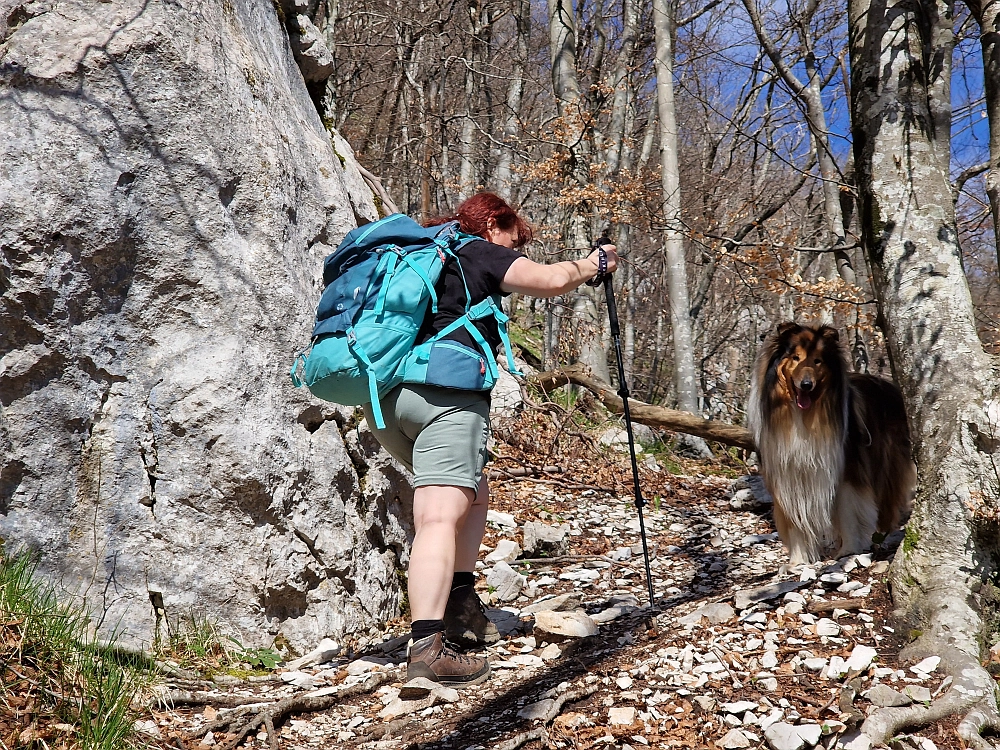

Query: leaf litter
[137,408,963,750]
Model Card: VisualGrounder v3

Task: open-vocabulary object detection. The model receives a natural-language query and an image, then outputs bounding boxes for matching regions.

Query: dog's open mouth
[794,386,813,410]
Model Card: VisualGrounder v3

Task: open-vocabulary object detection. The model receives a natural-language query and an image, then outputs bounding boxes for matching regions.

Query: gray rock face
[0,0,410,652]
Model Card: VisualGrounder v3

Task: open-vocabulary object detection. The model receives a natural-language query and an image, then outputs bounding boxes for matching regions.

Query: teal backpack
[290,213,521,428]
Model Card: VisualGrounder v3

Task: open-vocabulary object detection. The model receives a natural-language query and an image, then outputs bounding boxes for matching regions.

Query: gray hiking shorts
[363,384,491,490]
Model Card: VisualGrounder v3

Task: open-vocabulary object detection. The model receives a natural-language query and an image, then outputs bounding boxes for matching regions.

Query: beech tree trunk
[547,0,609,382]
[652,0,699,414]
[849,0,1000,743]
[495,0,530,197]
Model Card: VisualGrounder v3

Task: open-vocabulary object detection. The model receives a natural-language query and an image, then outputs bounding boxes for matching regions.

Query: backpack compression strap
[346,327,386,429]
[477,296,523,378]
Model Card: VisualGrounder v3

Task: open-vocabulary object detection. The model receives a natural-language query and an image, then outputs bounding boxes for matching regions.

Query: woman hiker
[363,192,618,687]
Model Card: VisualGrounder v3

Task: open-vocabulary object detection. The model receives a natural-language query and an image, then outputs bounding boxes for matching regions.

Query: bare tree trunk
[652,0,699,415]
[605,0,640,176]
[495,0,530,198]
[849,0,1000,744]
[547,0,609,382]
[459,68,477,201]
[458,12,479,202]
[967,0,1000,263]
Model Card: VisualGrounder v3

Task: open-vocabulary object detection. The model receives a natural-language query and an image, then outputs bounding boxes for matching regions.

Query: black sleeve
[463,240,525,297]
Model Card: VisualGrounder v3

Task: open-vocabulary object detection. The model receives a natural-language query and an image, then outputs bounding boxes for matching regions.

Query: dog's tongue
[796,392,813,410]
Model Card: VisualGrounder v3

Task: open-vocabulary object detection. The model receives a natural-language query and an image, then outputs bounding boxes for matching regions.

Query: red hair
[425,192,533,248]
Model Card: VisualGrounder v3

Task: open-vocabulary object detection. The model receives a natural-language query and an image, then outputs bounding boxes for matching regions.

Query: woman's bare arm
[500,246,618,297]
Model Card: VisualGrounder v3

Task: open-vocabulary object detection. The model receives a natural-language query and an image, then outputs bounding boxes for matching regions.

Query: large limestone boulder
[0,0,410,651]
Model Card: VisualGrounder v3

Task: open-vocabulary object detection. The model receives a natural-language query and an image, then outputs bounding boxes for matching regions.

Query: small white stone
[758,708,784,730]
[864,684,912,707]
[487,510,517,528]
[844,645,878,673]
[803,657,828,672]
[511,654,545,667]
[609,706,637,725]
[718,728,752,748]
[533,609,599,639]
[796,723,822,746]
[903,685,933,703]
[815,618,840,637]
[679,602,736,626]
[484,539,522,564]
[762,651,780,670]
[279,670,319,689]
[616,675,634,689]
[764,721,806,750]
[284,637,341,670]
[836,730,873,750]
[722,700,760,714]
[540,643,562,660]
[756,676,779,691]
[910,656,940,675]
[825,656,847,680]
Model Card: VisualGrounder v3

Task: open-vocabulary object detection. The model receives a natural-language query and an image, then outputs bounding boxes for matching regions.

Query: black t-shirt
[416,239,525,353]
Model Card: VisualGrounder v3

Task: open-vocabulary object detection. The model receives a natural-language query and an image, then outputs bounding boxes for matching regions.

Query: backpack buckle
[346,329,357,345]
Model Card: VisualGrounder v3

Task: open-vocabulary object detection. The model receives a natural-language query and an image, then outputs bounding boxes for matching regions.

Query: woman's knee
[413,485,476,528]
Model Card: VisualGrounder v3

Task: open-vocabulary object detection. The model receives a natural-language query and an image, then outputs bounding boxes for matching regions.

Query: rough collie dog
[747,323,916,564]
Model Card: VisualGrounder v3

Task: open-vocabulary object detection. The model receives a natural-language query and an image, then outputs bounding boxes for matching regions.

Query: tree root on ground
[494,728,547,750]
[490,685,598,750]
[862,645,1000,749]
[178,671,392,750]
[154,688,273,709]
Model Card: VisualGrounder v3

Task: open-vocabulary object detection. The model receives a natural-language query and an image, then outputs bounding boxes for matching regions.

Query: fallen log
[530,363,755,451]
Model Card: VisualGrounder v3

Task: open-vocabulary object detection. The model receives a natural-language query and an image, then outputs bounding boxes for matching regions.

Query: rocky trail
[142,409,965,750]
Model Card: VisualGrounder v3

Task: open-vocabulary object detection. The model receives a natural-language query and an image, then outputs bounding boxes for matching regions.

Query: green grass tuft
[0,548,150,749]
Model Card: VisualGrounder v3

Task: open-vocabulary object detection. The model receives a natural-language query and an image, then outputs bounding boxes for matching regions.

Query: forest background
[305,0,995,420]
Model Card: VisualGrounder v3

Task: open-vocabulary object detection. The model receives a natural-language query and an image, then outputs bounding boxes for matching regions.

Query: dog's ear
[820,326,840,342]
[776,322,800,339]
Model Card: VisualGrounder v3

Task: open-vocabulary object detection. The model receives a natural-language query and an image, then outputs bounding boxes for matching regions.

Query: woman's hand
[586,244,618,280]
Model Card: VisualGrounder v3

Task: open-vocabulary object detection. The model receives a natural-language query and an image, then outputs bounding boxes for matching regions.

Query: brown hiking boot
[444,585,500,648]
[407,632,490,686]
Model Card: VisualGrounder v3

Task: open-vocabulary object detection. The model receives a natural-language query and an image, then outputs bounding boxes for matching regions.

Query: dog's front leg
[774,500,818,564]
[832,483,880,558]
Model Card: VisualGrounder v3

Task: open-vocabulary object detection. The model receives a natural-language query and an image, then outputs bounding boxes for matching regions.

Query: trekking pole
[587,237,657,610]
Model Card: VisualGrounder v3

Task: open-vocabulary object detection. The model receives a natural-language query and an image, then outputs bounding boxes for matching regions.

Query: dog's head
[763,323,845,411]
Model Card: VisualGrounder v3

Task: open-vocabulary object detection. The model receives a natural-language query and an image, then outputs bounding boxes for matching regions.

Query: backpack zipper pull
[480,358,486,375]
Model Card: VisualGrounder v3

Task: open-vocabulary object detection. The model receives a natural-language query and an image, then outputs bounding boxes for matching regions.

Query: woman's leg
[444,477,499,647]
[455,477,489,572]
[408,484,475,621]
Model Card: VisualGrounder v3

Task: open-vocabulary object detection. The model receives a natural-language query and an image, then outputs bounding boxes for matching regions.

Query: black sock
[411,619,445,642]
[451,571,475,590]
